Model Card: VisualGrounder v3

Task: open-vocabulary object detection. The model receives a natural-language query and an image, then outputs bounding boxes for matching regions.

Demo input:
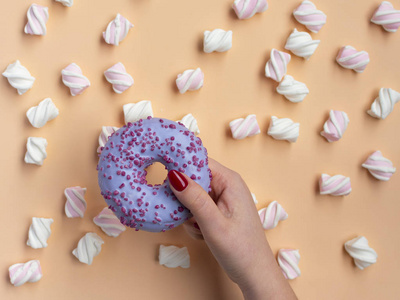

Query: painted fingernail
[168,170,188,192]
[193,222,200,230]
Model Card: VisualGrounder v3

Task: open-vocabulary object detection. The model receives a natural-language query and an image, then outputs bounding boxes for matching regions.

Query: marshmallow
[27,217,53,249]
[344,236,377,270]
[204,29,232,53]
[230,114,260,140]
[319,174,351,196]
[320,110,349,142]
[93,207,126,237]
[278,249,301,280]
[251,193,258,204]
[258,201,288,230]
[104,63,134,94]
[103,14,134,46]
[176,68,204,94]
[293,1,326,33]
[61,63,90,96]
[123,101,153,124]
[232,0,268,20]
[26,98,59,128]
[72,233,104,265]
[276,75,309,103]
[284,28,320,60]
[159,245,190,268]
[177,113,200,135]
[55,0,73,6]
[24,4,49,36]
[268,116,299,143]
[64,186,87,218]
[265,49,291,82]
[336,46,370,73]
[97,126,119,154]
[362,151,396,181]
[2,60,35,95]
[371,1,400,32]
[367,88,400,120]
[9,260,42,287]
[24,137,47,166]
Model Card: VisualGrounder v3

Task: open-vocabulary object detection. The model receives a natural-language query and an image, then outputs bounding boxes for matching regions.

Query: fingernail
[193,222,200,230]
[168,170,188,192]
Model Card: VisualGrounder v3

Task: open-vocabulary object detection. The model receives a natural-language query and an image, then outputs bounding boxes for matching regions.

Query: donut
[97,117,212,232]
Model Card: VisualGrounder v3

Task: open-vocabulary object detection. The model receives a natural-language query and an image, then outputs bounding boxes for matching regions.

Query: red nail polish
[193,222,200,230]
[168,170,188,192]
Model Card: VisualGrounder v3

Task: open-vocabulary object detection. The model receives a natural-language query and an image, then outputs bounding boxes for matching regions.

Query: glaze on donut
[97,117,212,232]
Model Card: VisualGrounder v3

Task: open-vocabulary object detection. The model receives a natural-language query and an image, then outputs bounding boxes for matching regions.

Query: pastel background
[1,0,399,299]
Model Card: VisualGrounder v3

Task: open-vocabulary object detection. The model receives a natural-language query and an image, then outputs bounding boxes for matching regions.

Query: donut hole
[144,162,168,186]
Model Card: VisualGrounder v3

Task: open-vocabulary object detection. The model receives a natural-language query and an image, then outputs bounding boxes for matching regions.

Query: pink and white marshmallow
[320,110,349,142]
[293,1,327,33]
[104,63,134,94]
[64,186,87,218]
[371,1,400,33]
[24,4,49,36]
[232,0,268,20]
[319,174,351,196]
[277,249,301,280]
[230,114,260,140]
[93,207,126,237]
[265,49,291,82]
[61,63,90,96]
[362,151,396,181]
[9,260,42,287]
[176,68,204,94]
[103,14,134,46]
[258,201,288,230]
[336,46,370,73]
[97,126,119,154]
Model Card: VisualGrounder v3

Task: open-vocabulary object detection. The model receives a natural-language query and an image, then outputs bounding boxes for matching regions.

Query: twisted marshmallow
[344,236,377,270]
[371,1,400,32]
[24,4,49,36]
[268,116,299,143]
[93,207,126,237]
[276,75,309,103]
[104,63,134,94]
[204,29,232,53]
[336,46,370,73]
[177,113,200,135]
[24,137,47,166]
[258,201,288,230]
[123,101,153,124]
[103,14,134,46]
[176,68,204,94]
[293,1,327,33]
[26,98,59,128]
[320,110,349,142]
[232,0,268,20]
[64,186,87,218]
[55,0,73,7]
[27,217,53,249]
[251,193,258,204]
[265,49,291,82]
[72,232,104,265]
[2,60,35,95]
[230,114,260,140]
[61,63,90,96]
[9,260,42,287]
[159,245,190,268]
[97,126,119,154]
[362,151,396,181]
[284,28,320,60]
[367,88,400,120]
[319,174,351,196]
[277,249,301,280]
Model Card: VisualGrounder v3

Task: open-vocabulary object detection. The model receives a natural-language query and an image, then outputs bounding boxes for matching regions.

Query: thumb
[167,170,223,230]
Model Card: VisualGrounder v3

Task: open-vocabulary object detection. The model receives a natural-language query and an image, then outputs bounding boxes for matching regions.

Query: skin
[168,158,297,300]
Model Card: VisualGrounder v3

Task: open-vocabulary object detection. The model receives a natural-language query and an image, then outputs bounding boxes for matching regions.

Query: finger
[183,220,204,240]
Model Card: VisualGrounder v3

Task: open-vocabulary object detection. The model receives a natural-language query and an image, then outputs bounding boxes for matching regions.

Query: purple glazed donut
[97,117,211,232]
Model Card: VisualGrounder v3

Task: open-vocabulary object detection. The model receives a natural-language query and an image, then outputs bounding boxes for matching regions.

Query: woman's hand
[168,158,297,300]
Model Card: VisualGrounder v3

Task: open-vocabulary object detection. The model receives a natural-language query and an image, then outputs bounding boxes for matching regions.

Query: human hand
[167,158,297,300]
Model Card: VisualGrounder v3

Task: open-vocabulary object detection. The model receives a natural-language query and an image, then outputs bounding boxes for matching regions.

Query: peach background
[1,0,400,299]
